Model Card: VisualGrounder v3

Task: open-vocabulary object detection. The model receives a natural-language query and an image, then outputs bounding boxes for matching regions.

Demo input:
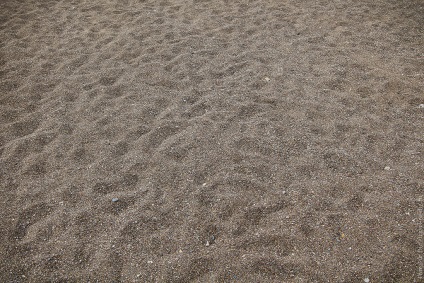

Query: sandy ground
[1,0,423,282]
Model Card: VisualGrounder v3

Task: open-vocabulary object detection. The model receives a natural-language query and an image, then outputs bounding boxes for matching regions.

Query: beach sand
[1,0,423,282]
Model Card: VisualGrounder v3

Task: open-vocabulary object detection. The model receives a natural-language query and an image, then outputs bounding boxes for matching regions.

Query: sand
[1,0,423,282]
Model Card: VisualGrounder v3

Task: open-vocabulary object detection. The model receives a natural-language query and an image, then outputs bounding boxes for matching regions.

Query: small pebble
[112,198,119,203]
[419,104,424,108]
[264,77,271,82]
[384,166,391,171]
[205,241,210,247]
[364,278,370,283]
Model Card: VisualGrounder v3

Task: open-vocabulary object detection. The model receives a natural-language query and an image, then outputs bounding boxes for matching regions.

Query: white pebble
[384,166,391,171]
[419,104,424,108]
[364,278,370,283]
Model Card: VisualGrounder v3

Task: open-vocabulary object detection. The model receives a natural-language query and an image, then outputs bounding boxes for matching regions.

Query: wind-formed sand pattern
[1,0,423,282]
